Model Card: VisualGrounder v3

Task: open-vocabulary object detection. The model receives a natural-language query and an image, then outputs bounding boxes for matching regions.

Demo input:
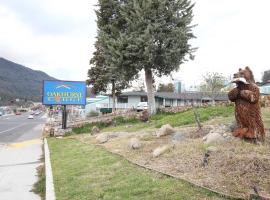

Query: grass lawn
[151,105,233,128]
[73,105,234,134]
[48,138,228,200]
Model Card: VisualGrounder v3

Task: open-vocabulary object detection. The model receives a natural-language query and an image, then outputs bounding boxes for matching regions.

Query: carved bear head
[232,66,255,85]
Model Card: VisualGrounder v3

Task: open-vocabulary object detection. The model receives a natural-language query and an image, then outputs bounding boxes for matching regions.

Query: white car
[28,114,34,119]
[136,102,148,112]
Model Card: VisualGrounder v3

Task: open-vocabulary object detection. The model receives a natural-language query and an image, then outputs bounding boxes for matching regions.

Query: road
[0,112,46,200]
[0,113,45,143]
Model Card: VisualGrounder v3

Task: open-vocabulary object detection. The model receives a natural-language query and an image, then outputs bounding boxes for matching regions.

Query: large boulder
[129,138,141,149]
[43,126,54,137]
[172,132,185,143]
[203,131,225,145]
[96,134,108,144]
[153,145,173,157]
[156,124,176,137]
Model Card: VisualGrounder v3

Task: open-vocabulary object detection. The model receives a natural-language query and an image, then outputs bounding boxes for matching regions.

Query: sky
[0,0,270,89]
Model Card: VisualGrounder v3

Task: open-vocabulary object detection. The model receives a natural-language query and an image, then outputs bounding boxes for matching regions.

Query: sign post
[62,105,67,129]
[42,80,87,129]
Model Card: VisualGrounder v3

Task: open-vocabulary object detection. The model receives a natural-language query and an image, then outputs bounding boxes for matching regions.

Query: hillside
[0,57,56,103]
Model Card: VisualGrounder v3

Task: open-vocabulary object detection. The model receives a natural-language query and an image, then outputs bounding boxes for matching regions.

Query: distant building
[174,80,185,93]
[259,82,270,95]
[84,90,229,114]
[85,95,110,113]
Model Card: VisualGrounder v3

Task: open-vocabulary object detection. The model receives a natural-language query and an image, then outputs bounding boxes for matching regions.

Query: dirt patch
[76,124,270,198]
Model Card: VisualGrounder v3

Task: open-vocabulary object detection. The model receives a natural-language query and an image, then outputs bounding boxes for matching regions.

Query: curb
[44,138,56,200]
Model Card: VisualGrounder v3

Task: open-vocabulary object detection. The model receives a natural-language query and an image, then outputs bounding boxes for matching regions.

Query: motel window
[165,99,173,107]
[140,96,148,102]
[177,99,182,106]
[117,96,128,103]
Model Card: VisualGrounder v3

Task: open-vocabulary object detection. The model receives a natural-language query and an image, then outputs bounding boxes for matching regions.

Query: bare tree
[199,72,227,105]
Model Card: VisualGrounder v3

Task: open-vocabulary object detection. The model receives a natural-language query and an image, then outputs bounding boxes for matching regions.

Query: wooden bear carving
[228,67,265,141]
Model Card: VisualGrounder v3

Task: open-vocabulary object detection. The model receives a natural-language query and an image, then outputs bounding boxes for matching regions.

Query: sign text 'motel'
[42,80,86,105]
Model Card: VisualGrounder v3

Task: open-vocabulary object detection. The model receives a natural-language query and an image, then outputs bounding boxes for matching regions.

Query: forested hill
[0,57,56,102]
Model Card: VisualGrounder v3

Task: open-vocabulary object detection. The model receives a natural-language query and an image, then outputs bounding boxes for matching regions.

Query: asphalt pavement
[0,112,46,200]
[0,113,45,143]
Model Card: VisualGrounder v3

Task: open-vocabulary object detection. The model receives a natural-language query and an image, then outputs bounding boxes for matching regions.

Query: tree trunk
[144,68,156,115]
[192,105,202,131]
[112,80,116,112]
[211,93,215,106]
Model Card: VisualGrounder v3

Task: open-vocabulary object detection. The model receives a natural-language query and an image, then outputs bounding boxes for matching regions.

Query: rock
[153,145,173,157]
[172,132,185,142]
[46,117,55,124]
[73,122,84,128]
[213,125,227,134]
[206,146,218,153]
[203,132,225,145]
[228,121,237,132]
[109,132,129,138]
[91,126,100,134]
[96,134,108,144]
[43,126,54,137]
[156,124,176,137]
[129,138,141,149]
[54,128,65,137]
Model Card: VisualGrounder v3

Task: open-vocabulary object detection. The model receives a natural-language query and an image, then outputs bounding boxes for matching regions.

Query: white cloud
[175,0,270,87]
[0,0,97,81]
[1,0,270,88]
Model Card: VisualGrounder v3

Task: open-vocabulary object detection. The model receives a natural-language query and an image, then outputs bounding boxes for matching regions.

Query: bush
[114,116,139,124]
[72,121,112,134]
[87,111,99,117]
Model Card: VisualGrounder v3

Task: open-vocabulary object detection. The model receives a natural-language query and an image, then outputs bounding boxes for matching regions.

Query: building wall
[85,96,109,114]
[260,84,270,95]
[86,93,224,113]
[108,96,141,109]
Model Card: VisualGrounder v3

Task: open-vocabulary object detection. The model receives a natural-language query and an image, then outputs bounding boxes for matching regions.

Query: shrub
[87,111,99,117]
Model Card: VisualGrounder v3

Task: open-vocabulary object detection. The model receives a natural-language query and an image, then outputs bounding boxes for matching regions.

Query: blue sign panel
[42,80,86,105]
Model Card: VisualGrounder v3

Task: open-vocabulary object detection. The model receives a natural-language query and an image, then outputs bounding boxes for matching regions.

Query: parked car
[136,102,148,112]
[28,114,34,119]
[15,112,22,115]
[0,112,2,116]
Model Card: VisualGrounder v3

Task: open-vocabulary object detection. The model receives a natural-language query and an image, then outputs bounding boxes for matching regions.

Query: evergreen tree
[157,83,175,92]
[120,0,196,114]
[87,0,136,111]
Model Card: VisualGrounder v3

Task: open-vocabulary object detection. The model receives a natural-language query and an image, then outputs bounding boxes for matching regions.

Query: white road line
[0,123,27,134]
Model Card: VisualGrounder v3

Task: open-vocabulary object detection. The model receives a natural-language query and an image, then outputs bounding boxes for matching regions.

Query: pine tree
[120,0,196,114]
[157,83,175,92]
[87,0,136,111]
